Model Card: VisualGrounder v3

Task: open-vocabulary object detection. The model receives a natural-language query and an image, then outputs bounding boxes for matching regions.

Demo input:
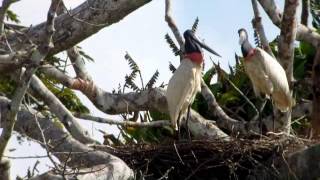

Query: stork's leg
[176,111,182,140]
[186,104,192,142]
[252,98,267,134]
[258,99,267,134]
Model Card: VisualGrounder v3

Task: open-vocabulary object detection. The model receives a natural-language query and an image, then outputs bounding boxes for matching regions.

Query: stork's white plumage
[166,59,202,130]
[238,28,291,112]
[166,30,221,130]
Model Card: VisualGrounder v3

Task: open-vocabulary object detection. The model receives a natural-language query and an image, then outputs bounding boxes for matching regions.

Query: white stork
[238,28,292,112]
[166,30,221,131]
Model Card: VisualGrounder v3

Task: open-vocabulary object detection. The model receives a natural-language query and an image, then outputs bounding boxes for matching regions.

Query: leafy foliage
[191,17,199,33]
[6,9,20,23]
[39,75,90,114]
[254,30,262,48]
[125,52,140,72]
[310,0,320,28]
[165,34,181,56]
[168,61,176,73]
[77,46,95,62]
[146,70,159,89]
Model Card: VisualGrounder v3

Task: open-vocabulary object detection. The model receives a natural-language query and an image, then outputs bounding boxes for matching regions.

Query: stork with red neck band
[238,28,292,126]
[166,29,221,139]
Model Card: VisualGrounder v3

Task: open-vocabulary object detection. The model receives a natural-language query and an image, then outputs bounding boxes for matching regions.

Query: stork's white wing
[255,48,291,111]
[243,54,273,97]
[166,59,197,130]
[255,48,289,93]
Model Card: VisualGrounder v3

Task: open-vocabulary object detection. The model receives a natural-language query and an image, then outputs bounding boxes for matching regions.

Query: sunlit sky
[3,0,291,178]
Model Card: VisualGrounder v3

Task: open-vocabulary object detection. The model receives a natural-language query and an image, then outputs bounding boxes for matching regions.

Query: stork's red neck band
[245,49,256,60]
[184,52,203,64]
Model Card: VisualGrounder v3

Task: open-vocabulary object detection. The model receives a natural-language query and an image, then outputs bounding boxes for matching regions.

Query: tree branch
[39,65,230,139]
[0,0,59,160]
[258,0,320,47]
[3,0,152,57]
[77,113,171,128]
[301,0,309,26]
[0,96,134,179]
[165,0,184,51]
[0,0,19,35]
[67,47,92,81]
[28,74,97,144]
[251,0,274,57]
[275,0,299,134]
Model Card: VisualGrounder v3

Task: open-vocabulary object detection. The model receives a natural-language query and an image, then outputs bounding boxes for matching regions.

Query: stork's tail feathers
[272,91,294,112]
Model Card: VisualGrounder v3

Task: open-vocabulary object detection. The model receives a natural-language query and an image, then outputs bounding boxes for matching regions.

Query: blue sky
[6,0,287,178]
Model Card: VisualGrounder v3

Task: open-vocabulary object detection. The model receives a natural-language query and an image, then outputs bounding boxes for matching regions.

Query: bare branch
[0,0,19,35]
[274,0,299,134]
[200,80,259,135]
[278,0,299,82]
[67,47,92,81]
[0,97,134,179]
[301,0,309,26]
[258,0,320,47]
[165,0,184,51]
[28,75,96,144]
[0,0,60,159]
[251,0,274,57]
[32,111,61,172]
[76,113,171,128]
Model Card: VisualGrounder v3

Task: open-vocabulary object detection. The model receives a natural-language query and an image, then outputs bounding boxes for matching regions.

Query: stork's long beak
[191,35,222,57]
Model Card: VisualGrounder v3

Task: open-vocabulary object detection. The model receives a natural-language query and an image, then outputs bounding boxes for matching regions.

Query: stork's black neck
[185,37,202,54]
[241,40,254,58]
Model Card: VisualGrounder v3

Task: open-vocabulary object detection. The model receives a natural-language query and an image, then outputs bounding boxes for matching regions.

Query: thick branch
[301,0,309,26]
[251,0,274,57]
[0,0,19,35]
[39,65,229,139]
[278,0,299,81]
[0,97,134,179]
[28,75,97,144]
[165,0,184,50]
[258,0,320,47]
[0,0,59,159]
[4,0,152,57]
[67,47,92,81]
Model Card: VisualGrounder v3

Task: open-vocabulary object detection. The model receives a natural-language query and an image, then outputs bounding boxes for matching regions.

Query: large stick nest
[94,137,312,180]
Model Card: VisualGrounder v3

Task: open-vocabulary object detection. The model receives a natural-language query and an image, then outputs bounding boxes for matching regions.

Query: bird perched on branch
[166,30,221,131]
[238,28,292,112]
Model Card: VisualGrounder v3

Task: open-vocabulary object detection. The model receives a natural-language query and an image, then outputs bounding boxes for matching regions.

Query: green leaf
[6,9,20,23]
[203,67,216,85]
[165,34,181,56]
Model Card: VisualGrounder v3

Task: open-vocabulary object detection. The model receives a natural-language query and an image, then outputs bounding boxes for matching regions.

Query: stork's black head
[183,29,221,57]
[238,28,253,57]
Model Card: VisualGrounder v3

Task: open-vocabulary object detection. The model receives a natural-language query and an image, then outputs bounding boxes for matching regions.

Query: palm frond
[310,0,320,28]
[125,74,139,91]
[254,30,262,48]
[146,70,159,89]
[165,34,181,56]
[169,62,176,73]
[191,17,199,33]
[125,52,140,72]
